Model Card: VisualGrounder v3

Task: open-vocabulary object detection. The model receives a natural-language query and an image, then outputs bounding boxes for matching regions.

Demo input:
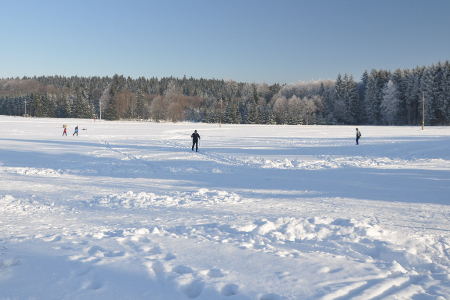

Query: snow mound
[243,156,450,170]
[0,195,53,216]
[88,189,242,209]
[166,215,450,278]
[1,167,62,176]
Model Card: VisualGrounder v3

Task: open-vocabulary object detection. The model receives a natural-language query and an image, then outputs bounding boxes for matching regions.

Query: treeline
[0,60,449,125]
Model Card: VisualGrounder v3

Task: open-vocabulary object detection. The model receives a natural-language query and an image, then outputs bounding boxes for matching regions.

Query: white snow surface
[1,115,450,300]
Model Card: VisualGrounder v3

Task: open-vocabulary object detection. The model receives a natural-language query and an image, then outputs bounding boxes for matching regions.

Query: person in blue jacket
[73,126,79,136]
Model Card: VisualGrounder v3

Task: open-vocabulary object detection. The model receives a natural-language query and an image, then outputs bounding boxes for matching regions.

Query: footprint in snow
[80,279,103,291]
[148,245,162,255]
[43,235,62,242]
[87,245,105,256]
[275,271,291,279]
[74,266,91,276]
[164,252,176,261]
[172,265,194,274]
[86,245,125,257]
[220,284,239,296]
[178,278,205,299]
[103,250,125,257]
[150,260,168,273]
[103,229,125,237]
[205,268,225,278]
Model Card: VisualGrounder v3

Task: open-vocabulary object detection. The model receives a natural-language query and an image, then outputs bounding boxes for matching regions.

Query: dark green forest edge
[1,60,449,125]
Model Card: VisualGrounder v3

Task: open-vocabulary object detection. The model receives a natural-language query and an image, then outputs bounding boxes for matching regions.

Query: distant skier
[73,126,79,136]
[62,127,67,136]
[191,130,200,152]
[356,128,361,145]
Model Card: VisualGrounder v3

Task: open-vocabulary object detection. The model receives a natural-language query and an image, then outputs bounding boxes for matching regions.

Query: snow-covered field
[1,115,450,300]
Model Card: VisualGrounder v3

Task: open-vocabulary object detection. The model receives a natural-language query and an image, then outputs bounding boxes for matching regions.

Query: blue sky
[1,0,449,84]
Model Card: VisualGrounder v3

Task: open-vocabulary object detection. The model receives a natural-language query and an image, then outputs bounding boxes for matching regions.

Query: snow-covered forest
[1,60,449,125]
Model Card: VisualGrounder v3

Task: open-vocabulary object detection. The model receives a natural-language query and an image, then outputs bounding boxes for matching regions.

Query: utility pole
[99,101,102,122]
[24,99,27,117]
[422,93,425,130]
[220,99,222,128]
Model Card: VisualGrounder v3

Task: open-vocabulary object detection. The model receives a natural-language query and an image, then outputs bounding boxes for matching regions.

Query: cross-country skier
[73,126,79,136]
[62,127,67,136]
[191,130,200,152]
[356,128,361,145]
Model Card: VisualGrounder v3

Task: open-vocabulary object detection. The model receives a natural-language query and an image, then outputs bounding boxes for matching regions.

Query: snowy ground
[1,115,450,300]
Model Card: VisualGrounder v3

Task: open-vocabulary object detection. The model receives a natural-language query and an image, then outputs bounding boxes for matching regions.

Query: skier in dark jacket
[356,128,361,145]
[191,130,200,152]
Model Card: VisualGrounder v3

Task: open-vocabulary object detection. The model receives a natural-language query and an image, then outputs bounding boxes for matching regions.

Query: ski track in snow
[1,118,450,299]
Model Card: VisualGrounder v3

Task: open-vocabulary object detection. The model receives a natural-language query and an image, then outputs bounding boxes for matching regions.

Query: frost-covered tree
[381,80,400,125]
[300,95,322,125]
[150,96,165,122]
[287,95,302,124]
[272,96,288,124]
[256,82,271,102]
[241,83,255,102]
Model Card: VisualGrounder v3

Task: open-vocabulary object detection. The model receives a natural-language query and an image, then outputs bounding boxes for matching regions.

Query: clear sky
[1,0,449,85]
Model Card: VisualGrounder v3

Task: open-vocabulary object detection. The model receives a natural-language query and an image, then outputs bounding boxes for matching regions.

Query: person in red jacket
[191,130,200,152]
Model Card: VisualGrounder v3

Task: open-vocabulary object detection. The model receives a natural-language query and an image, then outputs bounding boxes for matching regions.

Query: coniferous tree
[434,61,446,125]
[56,94,71,118]
[334,73,344,100]
[42,93,56,117]
[135,92,145,119]
[222,100,232,124]
[345,75,359,124]
[104,75,121,120]
[405,67,423,125]
[267,105,276,124]
[31,93,44,117]
[365,69,384,125]
[246,100,257,124]
[391,69,407,124]
[439,61,450,124]
[333,73,346,124]
[420,65,440,125]
[72,90,93,119]
[359,70,369,100]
